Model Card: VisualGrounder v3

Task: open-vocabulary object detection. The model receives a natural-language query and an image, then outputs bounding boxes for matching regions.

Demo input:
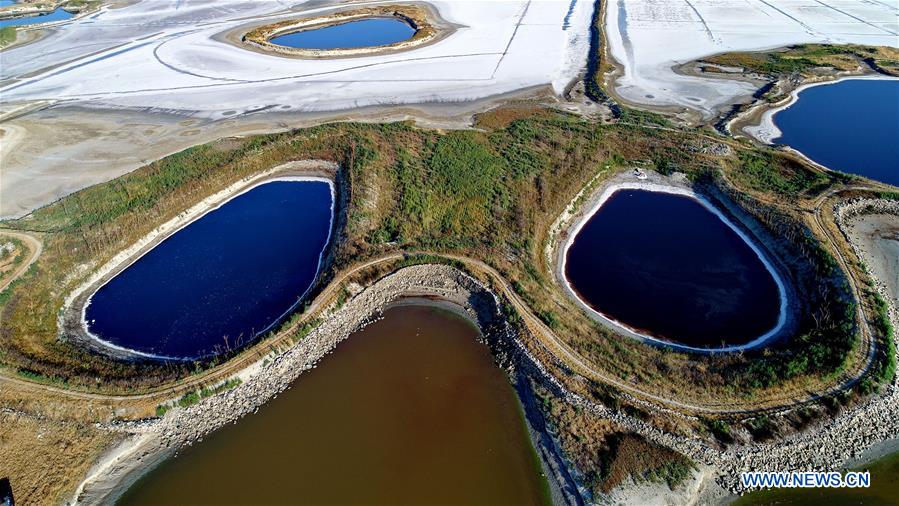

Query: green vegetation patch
[0,27,16,47]
[535,384,694,497]
[702,44,899,78]
[0,106,868,404]
[156,378,242,417]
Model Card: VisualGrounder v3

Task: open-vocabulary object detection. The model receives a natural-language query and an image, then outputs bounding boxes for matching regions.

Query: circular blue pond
[270,17,415,50]
[565,189,783,349]
[85,180,333,359]
[773,78,899,187]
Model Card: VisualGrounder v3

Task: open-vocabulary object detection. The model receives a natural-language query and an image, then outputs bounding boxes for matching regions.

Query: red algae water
[118,304,550,505]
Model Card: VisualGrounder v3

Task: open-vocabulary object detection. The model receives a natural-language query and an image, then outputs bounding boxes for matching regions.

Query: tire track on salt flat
[813,0,897,36]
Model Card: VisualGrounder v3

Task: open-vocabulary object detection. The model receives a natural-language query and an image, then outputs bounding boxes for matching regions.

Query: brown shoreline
[72,265,583,505]
[220,2,457,61]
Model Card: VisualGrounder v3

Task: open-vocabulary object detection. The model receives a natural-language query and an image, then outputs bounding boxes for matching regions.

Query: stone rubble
[79,243,899,503]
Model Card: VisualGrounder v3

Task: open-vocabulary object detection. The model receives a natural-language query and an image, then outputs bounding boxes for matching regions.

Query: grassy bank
[700,44,899,83]
[0,106,876,407]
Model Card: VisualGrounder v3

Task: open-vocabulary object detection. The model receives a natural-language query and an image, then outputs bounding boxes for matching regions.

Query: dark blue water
[565,190,782,348]
[271,17,415,50]
[0,8,73,28]
[0,1,17,8]
[86,180,333,359]
[774,79,899,187]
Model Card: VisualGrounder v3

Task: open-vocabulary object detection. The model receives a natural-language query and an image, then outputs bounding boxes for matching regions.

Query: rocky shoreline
[65,182,899,504]
[71,264,583,505]
[68,241,899,503]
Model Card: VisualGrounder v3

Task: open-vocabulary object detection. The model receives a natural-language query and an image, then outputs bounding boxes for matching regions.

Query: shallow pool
[774,79,899,187]
[565,189,782,348]
[0,8,73,28]
[85,180,333,359]
[270,17,416,50]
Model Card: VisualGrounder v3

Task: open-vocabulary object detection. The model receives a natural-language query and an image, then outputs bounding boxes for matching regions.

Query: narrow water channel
[85,179,332,359]
[565,189,782,348]
[118,304,551,505]
[773,79,899,187]
[0,8,73,28]
[270,18,416,50]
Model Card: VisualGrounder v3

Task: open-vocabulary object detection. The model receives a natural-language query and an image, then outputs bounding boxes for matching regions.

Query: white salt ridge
[0,0,595,117]
[606,0,899,119]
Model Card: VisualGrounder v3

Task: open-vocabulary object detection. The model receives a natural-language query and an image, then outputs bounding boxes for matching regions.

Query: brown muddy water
[118,303,550,505]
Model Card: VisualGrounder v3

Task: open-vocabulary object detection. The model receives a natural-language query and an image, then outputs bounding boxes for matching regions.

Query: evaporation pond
[270,17,415,50]
[565,189,782,348]
[85,180,332,358]
[118,304,551,506]
[774,79,899,187]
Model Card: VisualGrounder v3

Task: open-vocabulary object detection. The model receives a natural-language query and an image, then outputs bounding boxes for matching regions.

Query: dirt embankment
[69,250,899,504]
[547,169,798,353]
[235,4,453,60]
[59,160,339,360]
[72,264,583,505]
[0,229,41,293]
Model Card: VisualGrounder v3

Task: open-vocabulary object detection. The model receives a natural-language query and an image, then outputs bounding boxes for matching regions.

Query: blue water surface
[271,17,415,50]
[86,180,333,359]
[565,190,782,348]
[0,8,73,28]
[774,79,899,187]
[0,1,17,9]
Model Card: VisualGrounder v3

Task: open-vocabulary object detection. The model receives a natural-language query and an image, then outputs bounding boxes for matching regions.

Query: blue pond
[0,1,16,8]
[86,180,333,359]
[0,8,74,28]
[774,79,899,187]
[565,189,782,348]
[271,17,415,50]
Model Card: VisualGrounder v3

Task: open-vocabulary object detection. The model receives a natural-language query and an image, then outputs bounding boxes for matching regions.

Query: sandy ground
[604,0,899,119]
[847,213,899,305]
[0,85,549,218]
[0,0,593,218]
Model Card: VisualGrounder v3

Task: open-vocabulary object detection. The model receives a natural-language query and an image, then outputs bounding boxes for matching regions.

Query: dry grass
[0,410,119,506]
[0,108,875,408]
[703,44,899,78]
[534,384,694,496]
[0,236,30,289]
